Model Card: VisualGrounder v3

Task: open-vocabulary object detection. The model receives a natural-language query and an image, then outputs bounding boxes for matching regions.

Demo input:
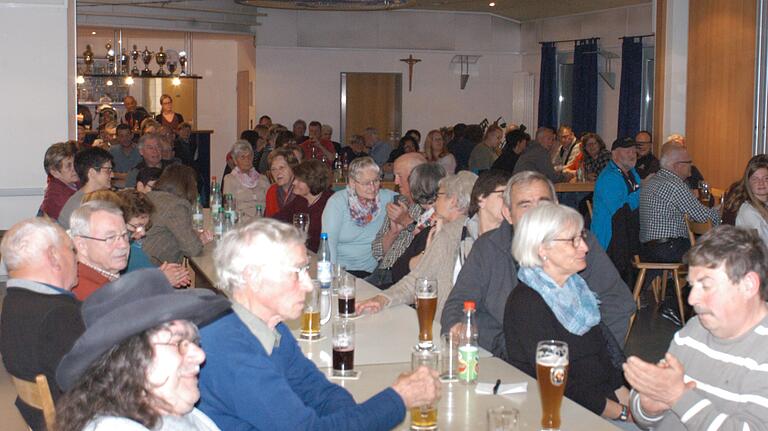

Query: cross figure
[400,54,422,92]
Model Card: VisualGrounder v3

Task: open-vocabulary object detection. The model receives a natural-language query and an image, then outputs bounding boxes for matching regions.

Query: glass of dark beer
[536,340,569,431]
[338,273,356,317]
[415,277,438,350]
[332,317,355,376]
[410,347,438,430]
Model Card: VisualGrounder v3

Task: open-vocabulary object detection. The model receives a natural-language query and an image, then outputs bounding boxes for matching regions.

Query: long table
[188,240,618,430]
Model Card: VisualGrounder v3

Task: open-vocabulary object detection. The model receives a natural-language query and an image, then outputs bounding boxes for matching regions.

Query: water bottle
[255,204,264,218]
[318,232,332,325]
[333,155,344,182]
[210,176,222,214]
[213,207,224,241]
[458,301,479,385]
[224,193,237,224]
[192,195,204,232]
[224,211,235,233]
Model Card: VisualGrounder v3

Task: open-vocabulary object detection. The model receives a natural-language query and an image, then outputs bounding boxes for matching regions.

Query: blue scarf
[517,266,600,336]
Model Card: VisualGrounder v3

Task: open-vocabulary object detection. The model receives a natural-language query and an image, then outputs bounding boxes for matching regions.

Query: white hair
[1,217,65,271]
[347,156,380,183]
[512,203,584,267]
[438,171,477,213]
[231,139,254,160]
[503,171,558,210]
[659,141,687,170]
[214,218,306,295]
[69,200,124,238]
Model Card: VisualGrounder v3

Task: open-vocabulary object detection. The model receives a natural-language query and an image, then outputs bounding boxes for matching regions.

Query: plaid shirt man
[639,168,720,243]
[371,195,423,269]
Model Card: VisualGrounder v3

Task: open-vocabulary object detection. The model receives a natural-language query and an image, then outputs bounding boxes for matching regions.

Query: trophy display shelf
[80,73,202,79]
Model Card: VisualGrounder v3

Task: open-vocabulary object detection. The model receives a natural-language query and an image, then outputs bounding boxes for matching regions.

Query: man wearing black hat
[55,269,230,431]
[591,137,642,284]
[197,219,441,430]
[0,218,84,431]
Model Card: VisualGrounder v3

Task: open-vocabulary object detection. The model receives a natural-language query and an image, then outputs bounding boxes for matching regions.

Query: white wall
[0,0,75,229]
[520,4,653,142]
[254,9,523,143]
[662,0,688,138]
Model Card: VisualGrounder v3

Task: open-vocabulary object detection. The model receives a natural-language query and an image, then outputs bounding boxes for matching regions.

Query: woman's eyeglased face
[541,225,589,280]
[146,320,205,416]
[352,168,380,200]
[235,151,254,172]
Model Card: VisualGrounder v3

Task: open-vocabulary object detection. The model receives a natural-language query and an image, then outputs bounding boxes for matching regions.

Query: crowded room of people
[1,0,766,430]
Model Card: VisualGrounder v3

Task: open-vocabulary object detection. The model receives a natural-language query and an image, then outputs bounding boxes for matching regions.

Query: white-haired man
[198,219,441,430]
[0,217,84,430]
[70,200,130,300]
[625,226,768,430]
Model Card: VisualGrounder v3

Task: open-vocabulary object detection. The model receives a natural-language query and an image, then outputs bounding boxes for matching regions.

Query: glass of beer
[332,317,355,376]
[415,277,437,350]
[536,340,569,431]
[338,274,356,317]
[410,347,438,430]
[300,280,321,340]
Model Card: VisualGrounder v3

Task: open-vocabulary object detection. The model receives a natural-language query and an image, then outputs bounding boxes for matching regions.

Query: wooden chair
[11,374,56,430]
[685,215,713,246]
[586,199,593,218]
[625,255,687,344]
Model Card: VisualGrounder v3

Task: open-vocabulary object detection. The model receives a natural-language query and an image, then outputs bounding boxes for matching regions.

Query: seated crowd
[4,110,768,431]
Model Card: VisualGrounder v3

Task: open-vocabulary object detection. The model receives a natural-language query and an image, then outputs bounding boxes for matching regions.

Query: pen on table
[493,379,501,395]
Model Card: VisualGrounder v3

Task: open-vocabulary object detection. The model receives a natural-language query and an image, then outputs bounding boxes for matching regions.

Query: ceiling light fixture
[91,31,96,35]
[489,2,495,6]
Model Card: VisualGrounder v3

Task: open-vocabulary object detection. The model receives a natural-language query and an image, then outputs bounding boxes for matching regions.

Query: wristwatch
[618,404,629,422]
[406,222,417,233]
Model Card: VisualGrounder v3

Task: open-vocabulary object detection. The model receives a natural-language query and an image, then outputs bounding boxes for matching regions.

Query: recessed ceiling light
[91,31,96,35]
[489,2,495,6]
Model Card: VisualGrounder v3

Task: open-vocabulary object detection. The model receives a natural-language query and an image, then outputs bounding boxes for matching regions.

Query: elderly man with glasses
[197,219,441,430]
[70,200,130,300]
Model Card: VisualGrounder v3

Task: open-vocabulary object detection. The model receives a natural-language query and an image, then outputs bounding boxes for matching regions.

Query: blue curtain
[538,42,557,128]
[572,38,599,136]
[617,37,643,139]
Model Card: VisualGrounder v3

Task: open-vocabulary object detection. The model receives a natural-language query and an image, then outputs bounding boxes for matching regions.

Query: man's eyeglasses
[78,231,131,245]
[676,160,693,165]
[551,230,588,248]
[278,263,311,280]
[153,337,200,356]
[95,165,113,174]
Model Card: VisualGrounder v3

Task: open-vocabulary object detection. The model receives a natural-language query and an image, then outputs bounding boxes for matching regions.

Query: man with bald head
[0,217,85,430]
[514,127,572,183]
[122,95,148,131]
[367,152,428,288]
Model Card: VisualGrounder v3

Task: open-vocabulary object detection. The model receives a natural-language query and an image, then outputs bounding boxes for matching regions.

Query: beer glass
[331,263,346,295]
[410,347,438,430]
[338,274,356,318]
[536,340,569,431]
[300,280,321,340]
[415,278,437,350]
[293,213,309,234]
[487,406,519,431]
[332,317,355,376]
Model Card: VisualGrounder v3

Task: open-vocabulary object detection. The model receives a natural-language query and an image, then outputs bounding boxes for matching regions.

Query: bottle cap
[464,300,475,311]
[320,232,328,239]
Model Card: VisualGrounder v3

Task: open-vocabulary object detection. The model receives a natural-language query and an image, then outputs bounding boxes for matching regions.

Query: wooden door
[341,72,402,145]
[237,70,251,133]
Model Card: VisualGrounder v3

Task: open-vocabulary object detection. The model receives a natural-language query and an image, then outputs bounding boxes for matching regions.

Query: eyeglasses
[676,160,693,165]
[750,176,768,185]
[354,178,381,188]
[95,165,113,174]
[77,231,131,245]
[278,263,311,280]
[550,230,588,248]
[154,337,200,356]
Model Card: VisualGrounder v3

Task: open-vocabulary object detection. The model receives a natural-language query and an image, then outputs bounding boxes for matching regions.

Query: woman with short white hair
[504,203,633,425]
[222,140,270,223]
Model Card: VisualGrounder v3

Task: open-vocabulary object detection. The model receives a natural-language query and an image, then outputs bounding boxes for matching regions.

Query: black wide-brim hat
[56,268,231,391]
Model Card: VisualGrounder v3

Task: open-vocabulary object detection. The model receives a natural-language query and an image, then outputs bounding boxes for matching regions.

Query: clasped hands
[622,353,696,416]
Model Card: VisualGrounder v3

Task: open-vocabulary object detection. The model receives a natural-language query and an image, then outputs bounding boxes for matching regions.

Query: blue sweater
[125,241,154,273]
[591,160,641,249]
[321,188,395,272]
[198,312,405,431]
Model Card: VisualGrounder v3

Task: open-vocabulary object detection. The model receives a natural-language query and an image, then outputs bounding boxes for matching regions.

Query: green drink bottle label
[458,345,479,382]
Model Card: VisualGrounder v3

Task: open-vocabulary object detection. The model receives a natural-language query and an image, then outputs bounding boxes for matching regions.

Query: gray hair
[438,171,478,213]
[214,219,306,295]
[231,139,254,160]
[1,217,65,271]
[137,133,160,151]
[503,171,557,210]
[660,140,687,170]
[512,202,584,267]
[347,156,380,183]
[409,162,446,205]
[321,124,333,135]
[69,200,124,238]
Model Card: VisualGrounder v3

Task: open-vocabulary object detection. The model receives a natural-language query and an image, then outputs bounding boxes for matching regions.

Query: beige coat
[143,190,203,264]
[222,170,270,223]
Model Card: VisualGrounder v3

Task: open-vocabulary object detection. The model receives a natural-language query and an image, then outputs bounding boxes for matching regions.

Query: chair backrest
[685,215,713,246]
[586,199,593,218]
[11,374,56,430]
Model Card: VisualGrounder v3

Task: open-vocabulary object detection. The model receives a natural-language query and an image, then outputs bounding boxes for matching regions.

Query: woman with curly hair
[566,133,611,181]
[55,269,230,431]
[722,155,768,244]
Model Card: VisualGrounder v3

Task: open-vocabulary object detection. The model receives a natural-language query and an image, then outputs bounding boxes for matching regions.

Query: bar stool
[624,255,686,344]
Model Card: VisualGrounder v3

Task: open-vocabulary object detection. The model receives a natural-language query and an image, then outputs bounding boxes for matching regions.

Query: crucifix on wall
[400,54,421,92]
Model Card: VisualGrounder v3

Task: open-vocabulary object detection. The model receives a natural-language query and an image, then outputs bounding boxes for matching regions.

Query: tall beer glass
[415,277,437,350]
[410,347,438,430]
[300,280,321,339]
[332,318,355,376]
[536,340,569,431]
[338,274,356,317]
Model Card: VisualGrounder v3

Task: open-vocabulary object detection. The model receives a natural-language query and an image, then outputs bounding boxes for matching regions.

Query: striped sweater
[631,315,768,430]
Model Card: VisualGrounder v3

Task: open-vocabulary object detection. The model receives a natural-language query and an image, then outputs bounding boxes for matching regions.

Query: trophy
[105,42,115,75]
[141,46,153,76]
[179,50,188,76]
[155,46,167,76]
[168,61,177,75]
[120,49,129,75]
[83,45,94,74]
[130,45,140,76]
